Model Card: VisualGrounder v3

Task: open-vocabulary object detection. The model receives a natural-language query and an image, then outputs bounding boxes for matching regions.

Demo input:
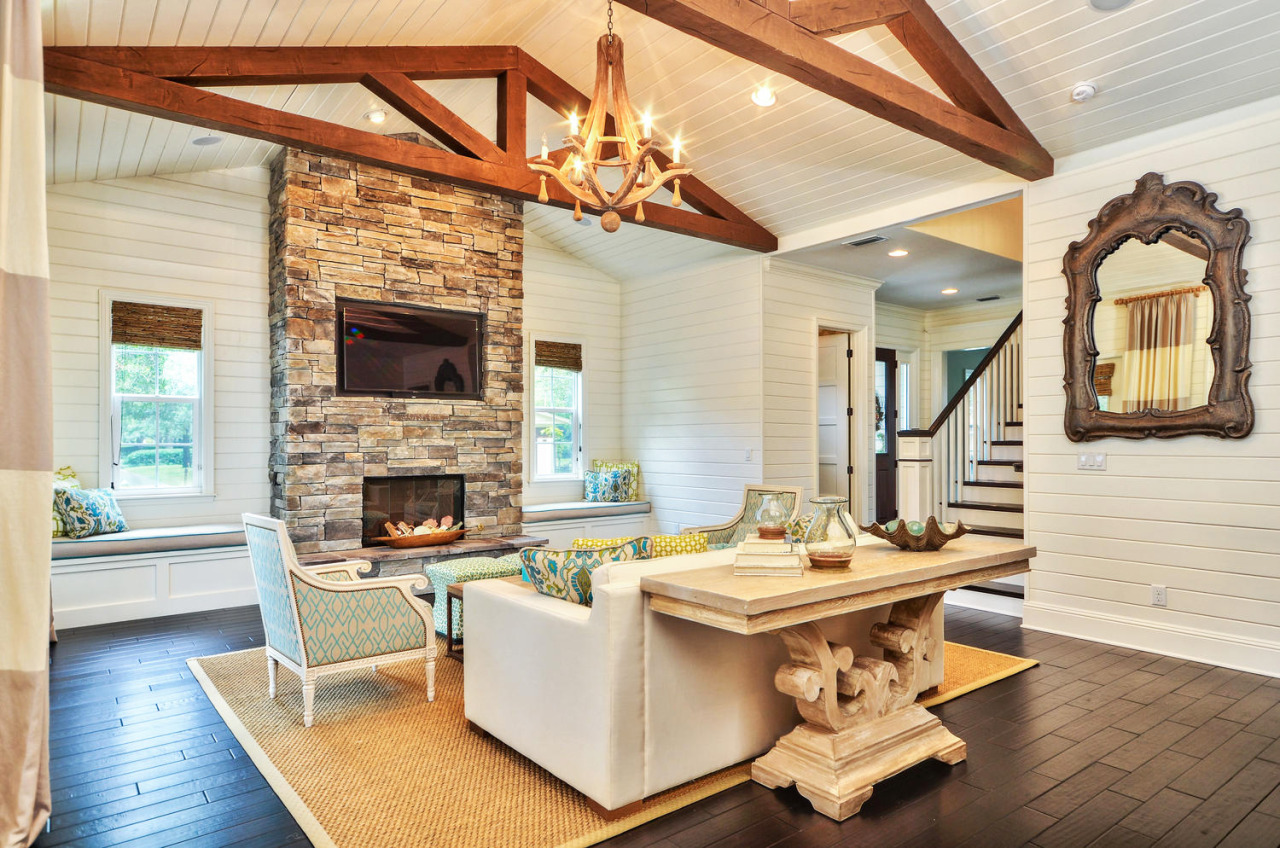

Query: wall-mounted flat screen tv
[336,298,484,399]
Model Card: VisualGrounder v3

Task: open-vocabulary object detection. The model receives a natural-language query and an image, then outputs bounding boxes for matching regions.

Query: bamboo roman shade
[534,340,582,372]
[111,301,203,350]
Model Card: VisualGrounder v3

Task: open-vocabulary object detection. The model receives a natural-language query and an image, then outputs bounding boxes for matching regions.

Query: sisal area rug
[189,639,1035,848]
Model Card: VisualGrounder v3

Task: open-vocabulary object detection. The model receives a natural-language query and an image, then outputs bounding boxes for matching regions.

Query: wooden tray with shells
[373,517,467,549]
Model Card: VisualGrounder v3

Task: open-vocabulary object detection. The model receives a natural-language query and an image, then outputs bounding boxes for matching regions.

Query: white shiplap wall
[621,256,765,533]
[47,168,272,528]
[1021,98,1280,676]
[522,228,624,505]
[762,260,879,523]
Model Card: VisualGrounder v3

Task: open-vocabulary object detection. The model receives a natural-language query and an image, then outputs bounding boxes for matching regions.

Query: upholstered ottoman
[424,554,523,640]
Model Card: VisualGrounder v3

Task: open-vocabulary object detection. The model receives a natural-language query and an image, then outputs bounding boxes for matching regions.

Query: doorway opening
[874,347,899,523]
[817,330,852,505]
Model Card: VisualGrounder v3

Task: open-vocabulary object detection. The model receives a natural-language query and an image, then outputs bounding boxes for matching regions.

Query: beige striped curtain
[1120,292,1197,413]
[0,0,53,843]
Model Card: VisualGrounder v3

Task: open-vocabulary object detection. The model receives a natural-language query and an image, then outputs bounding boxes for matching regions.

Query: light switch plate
[1077,451,1107,471]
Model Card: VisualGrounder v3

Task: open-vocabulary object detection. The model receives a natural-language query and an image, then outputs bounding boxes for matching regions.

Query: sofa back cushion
[521,537,653,605]
[573,533,708,558]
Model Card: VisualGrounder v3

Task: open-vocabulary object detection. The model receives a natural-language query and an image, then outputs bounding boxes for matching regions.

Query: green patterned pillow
[584,468,632,503]
[53,466,80,538]
[52,488,129,539]
[592,460,641,500]
[520,537,652,605]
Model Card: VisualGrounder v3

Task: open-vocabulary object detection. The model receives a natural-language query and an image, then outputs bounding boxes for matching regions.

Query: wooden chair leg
[302,676,316,727]
[267,656,277,699]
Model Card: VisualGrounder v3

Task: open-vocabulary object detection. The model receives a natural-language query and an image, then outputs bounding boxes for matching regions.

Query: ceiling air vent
[976,295,1001,302]
[842,235,888,248]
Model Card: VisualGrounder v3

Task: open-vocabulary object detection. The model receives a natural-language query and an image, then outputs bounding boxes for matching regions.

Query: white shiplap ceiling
[42,0,1280,280]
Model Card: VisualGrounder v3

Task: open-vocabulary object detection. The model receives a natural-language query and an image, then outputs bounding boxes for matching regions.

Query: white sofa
[464,549,944,812]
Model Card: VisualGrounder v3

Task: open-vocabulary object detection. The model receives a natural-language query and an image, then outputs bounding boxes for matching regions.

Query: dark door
[875,347,898,523]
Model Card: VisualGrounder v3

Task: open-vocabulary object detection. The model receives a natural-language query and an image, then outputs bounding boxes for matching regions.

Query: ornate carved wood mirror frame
[1062,172,1254,441]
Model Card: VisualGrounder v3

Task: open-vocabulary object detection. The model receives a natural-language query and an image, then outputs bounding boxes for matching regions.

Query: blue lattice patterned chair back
[242,517,305,666]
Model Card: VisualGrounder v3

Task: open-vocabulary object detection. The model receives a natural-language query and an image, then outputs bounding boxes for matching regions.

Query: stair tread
[977,459,1024,467]
[991,440,1023,446]
[1005,421,1023,428]
[949,500,1024,514]
[964,480,1023,489]
[965,525,1024,539]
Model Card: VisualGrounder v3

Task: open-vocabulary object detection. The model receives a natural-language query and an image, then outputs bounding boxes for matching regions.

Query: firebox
[362,474,465,546]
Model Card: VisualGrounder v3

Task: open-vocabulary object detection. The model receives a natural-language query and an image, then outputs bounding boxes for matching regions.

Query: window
[532,340,583,480]
[104,297,210,495]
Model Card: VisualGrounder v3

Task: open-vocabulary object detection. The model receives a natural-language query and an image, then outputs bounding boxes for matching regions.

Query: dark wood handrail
[898,310,1023,439]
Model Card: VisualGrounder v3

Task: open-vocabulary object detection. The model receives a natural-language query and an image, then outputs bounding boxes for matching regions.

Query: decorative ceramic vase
[858,516,969,552]
[801,496,857,570]
[754,492,790,540]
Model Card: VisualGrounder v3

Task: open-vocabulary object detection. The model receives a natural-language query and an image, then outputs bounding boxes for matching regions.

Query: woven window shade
[112,301,204,350]
[1094,362,1116,397]
[534,340,582,372]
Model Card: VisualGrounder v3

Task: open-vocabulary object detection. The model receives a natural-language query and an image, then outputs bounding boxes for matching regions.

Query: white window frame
[99,291,216,500]
[529,337,585,483]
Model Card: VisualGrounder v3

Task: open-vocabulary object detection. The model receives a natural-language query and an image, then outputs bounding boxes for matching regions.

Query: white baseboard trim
[946,588,1024,618]
[1023,601,1280,678]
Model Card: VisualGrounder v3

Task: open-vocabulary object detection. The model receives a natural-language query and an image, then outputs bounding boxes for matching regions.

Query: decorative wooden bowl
[858,517,968,552]
[372,528,467,549]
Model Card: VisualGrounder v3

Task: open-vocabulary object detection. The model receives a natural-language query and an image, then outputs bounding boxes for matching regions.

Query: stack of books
[733,536,804,577]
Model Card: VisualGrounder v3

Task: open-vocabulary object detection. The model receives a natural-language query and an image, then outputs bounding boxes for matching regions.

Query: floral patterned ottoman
[424,554,524,640]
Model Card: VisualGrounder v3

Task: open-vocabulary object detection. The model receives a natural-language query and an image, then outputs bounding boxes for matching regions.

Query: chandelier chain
[606,0,614,43]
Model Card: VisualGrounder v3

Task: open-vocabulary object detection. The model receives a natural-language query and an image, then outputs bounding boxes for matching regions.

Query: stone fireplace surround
[267,139,524,554]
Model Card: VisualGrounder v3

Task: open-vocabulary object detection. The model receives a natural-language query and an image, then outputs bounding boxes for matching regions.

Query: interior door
[875,347,898,523]
[817,333,851,501]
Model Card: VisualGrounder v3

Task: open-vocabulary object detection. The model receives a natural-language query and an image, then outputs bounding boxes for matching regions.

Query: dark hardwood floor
[36,604,1280,847]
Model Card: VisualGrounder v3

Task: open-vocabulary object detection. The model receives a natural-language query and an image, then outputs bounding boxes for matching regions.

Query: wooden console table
[640,535,1035,821]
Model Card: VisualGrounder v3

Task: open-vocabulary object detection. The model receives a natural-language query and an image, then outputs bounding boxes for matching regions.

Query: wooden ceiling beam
[786,0,907,36]
[46,45,520,86]
[887,0,1031,137]
[44,49,776,253]
[496,71,528,165]
[612,0,1053,180]
[361,72,505,162]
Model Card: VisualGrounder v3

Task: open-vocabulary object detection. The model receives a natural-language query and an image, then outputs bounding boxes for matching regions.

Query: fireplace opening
[362,474,466,546]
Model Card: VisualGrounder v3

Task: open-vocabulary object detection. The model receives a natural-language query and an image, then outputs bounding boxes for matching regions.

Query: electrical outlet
[1077,451,1108,471]
[1151,585,1168,607]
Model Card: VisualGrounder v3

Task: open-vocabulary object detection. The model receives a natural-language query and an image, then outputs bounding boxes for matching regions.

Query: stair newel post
[896,432,934,525]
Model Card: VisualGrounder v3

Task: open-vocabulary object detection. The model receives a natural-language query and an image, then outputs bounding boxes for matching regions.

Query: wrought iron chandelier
[529,0,691,232]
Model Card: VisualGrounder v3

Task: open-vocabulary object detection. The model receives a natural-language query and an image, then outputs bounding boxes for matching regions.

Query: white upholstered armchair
[241,514,436,726]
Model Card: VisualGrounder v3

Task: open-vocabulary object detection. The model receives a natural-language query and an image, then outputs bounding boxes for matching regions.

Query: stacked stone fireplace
[267,141,524,554]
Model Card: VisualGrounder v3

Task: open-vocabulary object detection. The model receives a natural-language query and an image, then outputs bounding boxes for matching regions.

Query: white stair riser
[977,464,1023,483]
[960,484,1022,505]
[1003,424,1023,438]
[991,443,1023,462]
[951,507,1023,530]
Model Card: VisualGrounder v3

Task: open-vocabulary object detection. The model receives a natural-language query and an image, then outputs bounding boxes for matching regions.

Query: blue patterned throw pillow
[584,469,632,503]
[520,537,652,605]
[52,488,129,539]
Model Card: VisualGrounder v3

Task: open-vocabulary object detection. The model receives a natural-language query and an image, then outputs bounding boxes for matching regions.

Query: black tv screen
[336,299,483,399]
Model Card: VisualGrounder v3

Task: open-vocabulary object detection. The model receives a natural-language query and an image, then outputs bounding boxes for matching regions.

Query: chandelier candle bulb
[540,134,549,161]
[672,137,682,164]
[569,111,579,136]
[643,112,652,138]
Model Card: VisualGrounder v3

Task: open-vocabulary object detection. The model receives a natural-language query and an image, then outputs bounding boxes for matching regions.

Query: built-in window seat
[521,501,653,549]
[51,523,256,628]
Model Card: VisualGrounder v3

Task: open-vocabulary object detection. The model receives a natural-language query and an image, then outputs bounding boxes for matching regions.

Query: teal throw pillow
[584,468,632,503]
[53,488,129,539]
[592,460,641,501]
[520,537,652,605]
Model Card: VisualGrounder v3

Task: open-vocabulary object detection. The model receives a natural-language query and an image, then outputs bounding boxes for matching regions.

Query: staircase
[897,312,1024,604]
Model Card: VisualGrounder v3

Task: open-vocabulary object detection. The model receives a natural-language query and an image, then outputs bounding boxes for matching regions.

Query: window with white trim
[532,340,583,480]
[106,298,209,495]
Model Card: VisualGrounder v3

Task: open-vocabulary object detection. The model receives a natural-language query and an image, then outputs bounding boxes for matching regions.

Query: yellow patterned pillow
[592,460,641,500]
[572,533,708,558]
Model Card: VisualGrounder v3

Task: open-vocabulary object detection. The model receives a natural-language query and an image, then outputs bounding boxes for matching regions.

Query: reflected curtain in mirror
[1119,289,1198,412]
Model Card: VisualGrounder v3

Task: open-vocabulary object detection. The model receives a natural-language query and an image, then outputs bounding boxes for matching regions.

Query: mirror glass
[1093,233,1213,413]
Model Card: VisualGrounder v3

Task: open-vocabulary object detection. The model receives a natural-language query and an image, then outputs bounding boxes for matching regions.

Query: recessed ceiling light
[191,135,223,147]
[941,288,959,295]
[1071,81,1099,103]
[888,249,909,257]
[1089,0,1133,10]
[364,109,388,124]
[751,86,776,107]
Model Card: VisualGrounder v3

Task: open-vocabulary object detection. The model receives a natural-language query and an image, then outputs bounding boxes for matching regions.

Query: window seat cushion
[521,500,651,523]
[51,523,246,560]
